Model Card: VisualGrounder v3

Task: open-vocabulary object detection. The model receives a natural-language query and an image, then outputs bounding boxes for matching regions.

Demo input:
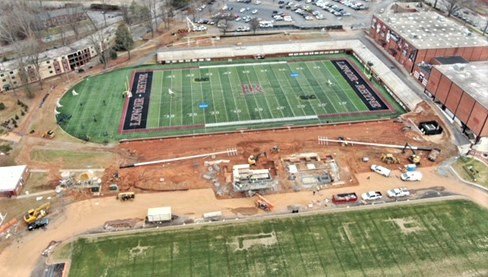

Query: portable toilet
[406,164,417,172]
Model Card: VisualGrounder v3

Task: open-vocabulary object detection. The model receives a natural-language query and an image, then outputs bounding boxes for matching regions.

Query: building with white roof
[370,11,488,85]
[0,165,29,197]
[426,61,488,143]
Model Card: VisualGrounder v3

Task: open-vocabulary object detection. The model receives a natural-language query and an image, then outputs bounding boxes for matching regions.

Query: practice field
[57,54,404,142]
[68,201,488,276]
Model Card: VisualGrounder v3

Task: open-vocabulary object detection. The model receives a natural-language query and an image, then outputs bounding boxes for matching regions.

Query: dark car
[28,218,49,231]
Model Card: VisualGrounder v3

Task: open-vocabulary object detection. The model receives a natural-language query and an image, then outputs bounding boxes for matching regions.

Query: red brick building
[425,62,488,142]
[370,11,488,86]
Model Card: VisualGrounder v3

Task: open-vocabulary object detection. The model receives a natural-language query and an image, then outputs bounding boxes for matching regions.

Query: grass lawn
[68,200,488,276]
[453,156,488,188]
[57,54,404,143]
[24,172,50,193]
[30,149,115,168]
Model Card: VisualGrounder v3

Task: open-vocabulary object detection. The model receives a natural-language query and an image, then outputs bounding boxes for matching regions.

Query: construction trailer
[146,207,172,223]
[232,164,276,193]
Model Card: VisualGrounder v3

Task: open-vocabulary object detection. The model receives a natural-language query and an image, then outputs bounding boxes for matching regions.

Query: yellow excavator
[381,153,400,164]
[248,152,267,166]
[24,202,50,224]
[402,143,421,165]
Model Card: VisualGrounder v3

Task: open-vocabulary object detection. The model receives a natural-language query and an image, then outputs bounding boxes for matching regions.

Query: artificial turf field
[57,54,404,143]
[68,201,488,276]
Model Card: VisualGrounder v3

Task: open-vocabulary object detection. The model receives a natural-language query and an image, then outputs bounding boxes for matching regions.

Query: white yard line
[205,116,318,128]
[268,66,297,117]
[251,65,276,119]
[200,61,286,69]
[214,68,230,122]
[305,62,340,114]
[289,62,320,117]
[322,61,362,112]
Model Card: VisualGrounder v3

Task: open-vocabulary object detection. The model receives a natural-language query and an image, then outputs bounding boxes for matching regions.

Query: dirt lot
[116,113,456,196]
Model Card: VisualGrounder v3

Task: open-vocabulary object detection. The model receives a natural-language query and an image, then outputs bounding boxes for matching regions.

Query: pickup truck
[361,191,383,201]
[387,188,410,198]
[371,165,391,177]
[400,171,422,181]
[332,193,358,204]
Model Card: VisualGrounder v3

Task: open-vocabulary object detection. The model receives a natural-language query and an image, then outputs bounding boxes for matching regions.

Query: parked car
[371,165,391,177]
[361,191,383,201]
[387,188,410,198]
[251,9,258,14]
[401,171,422,181]
[28,218,49,231]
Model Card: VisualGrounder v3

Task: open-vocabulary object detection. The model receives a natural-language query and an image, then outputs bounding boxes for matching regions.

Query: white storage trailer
[147,207,172,222]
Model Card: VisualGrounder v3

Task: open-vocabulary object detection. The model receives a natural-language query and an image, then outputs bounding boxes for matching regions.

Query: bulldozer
[248,152,267,166]
[381,153,400,164]
[255,193,274,212]
[402,143,421,165]
[42,130,55,139]
[24,202,50,225]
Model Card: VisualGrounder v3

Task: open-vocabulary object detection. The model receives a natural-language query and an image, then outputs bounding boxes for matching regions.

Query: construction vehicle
[402,143,421,164]
[24,202,50,225]
[248,152,267,166]
[42,130,55,139]
[255,193,274,212]
[116,192,135,201]
[381,153,400,164]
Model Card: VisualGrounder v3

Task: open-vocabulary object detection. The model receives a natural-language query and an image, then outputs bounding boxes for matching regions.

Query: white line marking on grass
[214,68,230,122]
[269,66,297,117]
[305,62,339,114]
[251,65,276,119]
[291,63,321,117]
[321,61,362,113]
[199,61,286,69]
[205,115,318,128]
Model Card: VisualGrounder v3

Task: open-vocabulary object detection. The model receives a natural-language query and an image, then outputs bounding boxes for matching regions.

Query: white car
[193,25,207,32]
[387,188,410,198]
[361,191,383,201]
[401,171,423,181]
[371,165,391,177]
[251,9,258,14]
[255,0,262,4]
[240,8,246,13]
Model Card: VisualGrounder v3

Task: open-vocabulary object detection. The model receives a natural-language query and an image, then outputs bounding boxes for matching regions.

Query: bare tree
[445,0,466,17]
[215,14,233,35]
[84,8,110,69]
[250,17,260,35]
[0,0,44,97]
[67,7,81,40]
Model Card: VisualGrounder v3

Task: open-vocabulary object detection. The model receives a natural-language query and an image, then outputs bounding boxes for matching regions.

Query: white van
[370,164,391,177]
[401,171,423,181]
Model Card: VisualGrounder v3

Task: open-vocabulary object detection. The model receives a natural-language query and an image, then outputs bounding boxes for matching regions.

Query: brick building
[425,61,488,143]
[370,11,488,86]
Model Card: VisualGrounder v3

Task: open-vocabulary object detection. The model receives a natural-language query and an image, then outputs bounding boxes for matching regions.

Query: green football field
[57,54,404,143]
[67,201,488,276]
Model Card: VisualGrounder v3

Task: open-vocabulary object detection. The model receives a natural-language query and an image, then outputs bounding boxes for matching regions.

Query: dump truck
[146,207,172,223]
[24,202,50,224]
[332,193,358,204]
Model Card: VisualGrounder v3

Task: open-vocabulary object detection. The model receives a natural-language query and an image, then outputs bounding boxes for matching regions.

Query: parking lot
[193,0,397,32]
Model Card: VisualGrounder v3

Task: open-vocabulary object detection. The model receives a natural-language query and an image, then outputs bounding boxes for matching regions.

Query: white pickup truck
[400,171,422,181]
[387,188,410,198]
[371,165,391,177]
[361,191,383,201]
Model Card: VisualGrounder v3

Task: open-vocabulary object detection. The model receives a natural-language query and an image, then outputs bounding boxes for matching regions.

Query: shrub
[0,102,5,111]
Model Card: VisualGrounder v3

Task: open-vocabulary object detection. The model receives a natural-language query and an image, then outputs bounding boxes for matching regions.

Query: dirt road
[0,167,486,277]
